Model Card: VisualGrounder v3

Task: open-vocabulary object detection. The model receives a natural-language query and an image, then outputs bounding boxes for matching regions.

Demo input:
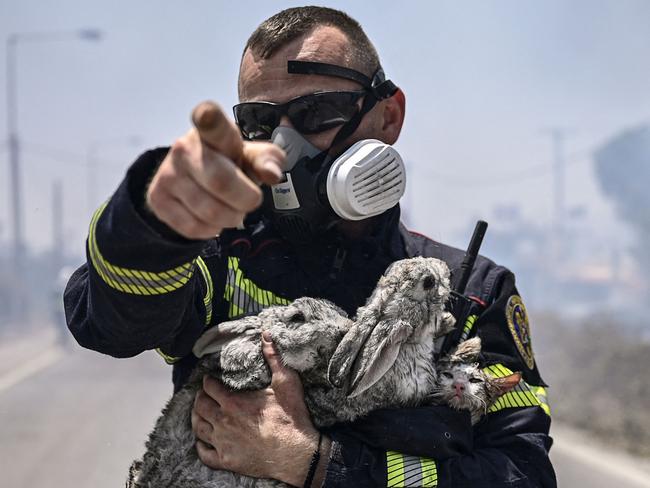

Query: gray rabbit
[128,298,351,488]
[128,257,456,487]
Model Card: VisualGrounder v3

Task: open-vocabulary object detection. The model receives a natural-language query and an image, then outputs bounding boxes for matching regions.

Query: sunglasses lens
[288,92,361,134]
[234,91,363,140]
[234,104,281,140]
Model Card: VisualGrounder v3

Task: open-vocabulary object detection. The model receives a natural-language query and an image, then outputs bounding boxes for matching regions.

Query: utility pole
[4,29,102,326]
[52,180,64,273]
[7,35,24,288]
[551,129,566,244]
[6,35,25,325]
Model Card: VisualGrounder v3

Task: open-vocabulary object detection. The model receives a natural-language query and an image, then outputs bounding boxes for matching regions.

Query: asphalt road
[0,342,171,488]
[1,339,649,488]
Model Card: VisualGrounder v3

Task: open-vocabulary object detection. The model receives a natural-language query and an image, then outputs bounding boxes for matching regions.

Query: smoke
[594,124,650,297]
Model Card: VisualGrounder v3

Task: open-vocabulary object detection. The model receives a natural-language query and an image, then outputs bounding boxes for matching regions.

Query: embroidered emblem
[506,295,535,369]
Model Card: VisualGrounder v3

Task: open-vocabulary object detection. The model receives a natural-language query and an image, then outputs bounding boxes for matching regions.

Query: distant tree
[594,125,650,302]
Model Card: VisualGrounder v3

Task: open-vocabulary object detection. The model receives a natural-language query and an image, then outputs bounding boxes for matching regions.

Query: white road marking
[0,347,64,394]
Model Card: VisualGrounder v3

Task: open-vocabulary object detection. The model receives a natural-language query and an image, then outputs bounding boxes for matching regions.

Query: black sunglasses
[233,90,365,141]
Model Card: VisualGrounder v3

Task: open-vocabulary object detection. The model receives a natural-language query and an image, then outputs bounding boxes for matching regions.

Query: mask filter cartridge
[327,139,406,221]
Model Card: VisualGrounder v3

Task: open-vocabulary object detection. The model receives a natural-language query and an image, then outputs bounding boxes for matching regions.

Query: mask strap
[287,60,398,100]
[287,60,399,152]
[328,94,377,149]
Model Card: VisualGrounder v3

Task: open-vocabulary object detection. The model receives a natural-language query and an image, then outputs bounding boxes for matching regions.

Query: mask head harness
[286,60,398,147]
[264,60,403,244]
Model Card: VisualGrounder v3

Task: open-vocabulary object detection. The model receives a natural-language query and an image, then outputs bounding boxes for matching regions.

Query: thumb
[262,331,303,394]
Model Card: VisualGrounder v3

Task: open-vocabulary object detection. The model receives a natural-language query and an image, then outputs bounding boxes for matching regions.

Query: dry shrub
[532,312,650,457]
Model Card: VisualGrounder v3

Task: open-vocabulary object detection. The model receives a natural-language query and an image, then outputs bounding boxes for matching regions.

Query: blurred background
[1,0,649,486]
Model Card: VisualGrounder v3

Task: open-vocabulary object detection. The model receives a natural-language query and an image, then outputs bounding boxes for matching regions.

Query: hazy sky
[1,0,649,258]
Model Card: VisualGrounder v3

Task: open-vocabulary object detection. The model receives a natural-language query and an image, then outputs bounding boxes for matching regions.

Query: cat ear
[450,337,482,363]
[491,372,522,396]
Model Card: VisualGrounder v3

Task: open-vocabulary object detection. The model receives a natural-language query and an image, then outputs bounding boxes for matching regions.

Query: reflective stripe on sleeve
[459,314,478,342]
[195,256,213,325]
[387,451,438,487]
[155,348,181,365]
[483,363,551,416]
[88,203,196,295]
[224,257,290,318]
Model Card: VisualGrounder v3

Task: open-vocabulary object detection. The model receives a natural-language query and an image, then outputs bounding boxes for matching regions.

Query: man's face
[238,25,383,153]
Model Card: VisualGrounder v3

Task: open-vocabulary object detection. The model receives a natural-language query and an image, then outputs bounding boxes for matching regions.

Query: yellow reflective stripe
[387,451,405,487]
[225,257,290,318]
[483,363,551,417]
[88,203,195,295]
[460,314,478,341]
[533,386,551,416]
[195,256,213,325]
[489,390,541,411]
[483,363,515,378]
[386,451,438,487]
[156,257,213,365]
[155,348,181,365]
[420,457,438,487]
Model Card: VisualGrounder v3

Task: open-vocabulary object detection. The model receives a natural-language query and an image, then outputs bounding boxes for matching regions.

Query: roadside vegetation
[533,312,650,457]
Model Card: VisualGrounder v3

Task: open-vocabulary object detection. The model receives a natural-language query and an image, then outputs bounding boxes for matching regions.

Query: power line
[415,147,592,188]
[19,141,128,170]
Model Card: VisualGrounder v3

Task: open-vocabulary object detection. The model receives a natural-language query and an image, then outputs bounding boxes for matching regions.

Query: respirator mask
[233,60,406,243]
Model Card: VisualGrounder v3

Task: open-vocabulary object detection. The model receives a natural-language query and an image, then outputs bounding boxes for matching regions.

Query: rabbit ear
[328,319,413,398]
[327,318,376,389]
[346,320,414,398]
[192,316,260,358]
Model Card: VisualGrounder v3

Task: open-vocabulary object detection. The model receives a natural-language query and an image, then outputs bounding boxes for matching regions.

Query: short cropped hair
[243,6,381,77]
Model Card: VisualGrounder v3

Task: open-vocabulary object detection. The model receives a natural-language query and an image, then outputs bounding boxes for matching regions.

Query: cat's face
[434,362,491,413]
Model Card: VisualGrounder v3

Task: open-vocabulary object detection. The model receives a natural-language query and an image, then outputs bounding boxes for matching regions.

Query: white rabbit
[328,256,456,414]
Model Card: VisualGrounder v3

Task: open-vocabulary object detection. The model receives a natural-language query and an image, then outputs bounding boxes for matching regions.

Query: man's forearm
[65,148,210,357]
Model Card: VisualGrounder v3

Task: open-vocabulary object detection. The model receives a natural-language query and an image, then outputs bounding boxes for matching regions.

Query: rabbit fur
[128,257,457,488]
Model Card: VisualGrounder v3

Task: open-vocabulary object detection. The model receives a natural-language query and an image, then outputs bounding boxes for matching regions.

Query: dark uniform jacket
[64,148,557,488]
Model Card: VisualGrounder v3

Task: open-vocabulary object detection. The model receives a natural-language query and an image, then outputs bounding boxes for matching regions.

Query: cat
[432,337,522,425]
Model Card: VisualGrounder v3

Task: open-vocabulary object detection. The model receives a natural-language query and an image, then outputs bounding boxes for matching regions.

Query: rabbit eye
[288,311,306,323]
[422,276,435,290]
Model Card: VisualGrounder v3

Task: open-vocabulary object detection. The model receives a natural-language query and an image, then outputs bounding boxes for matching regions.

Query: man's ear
[380,88,406,145]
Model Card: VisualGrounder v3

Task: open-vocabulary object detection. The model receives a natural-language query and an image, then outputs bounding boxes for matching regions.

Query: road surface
[1,331,649,487]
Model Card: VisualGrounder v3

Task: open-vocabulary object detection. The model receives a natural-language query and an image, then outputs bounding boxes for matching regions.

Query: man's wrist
[281,432,331,488]
[311,435,332,487]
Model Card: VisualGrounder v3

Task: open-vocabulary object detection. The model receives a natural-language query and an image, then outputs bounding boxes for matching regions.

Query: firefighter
[64,6,556,487]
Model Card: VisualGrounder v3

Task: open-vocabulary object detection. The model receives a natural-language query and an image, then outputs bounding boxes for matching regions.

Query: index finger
[192,101,243,162]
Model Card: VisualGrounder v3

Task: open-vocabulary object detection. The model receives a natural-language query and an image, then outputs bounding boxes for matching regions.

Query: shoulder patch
[505,295,535,370]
